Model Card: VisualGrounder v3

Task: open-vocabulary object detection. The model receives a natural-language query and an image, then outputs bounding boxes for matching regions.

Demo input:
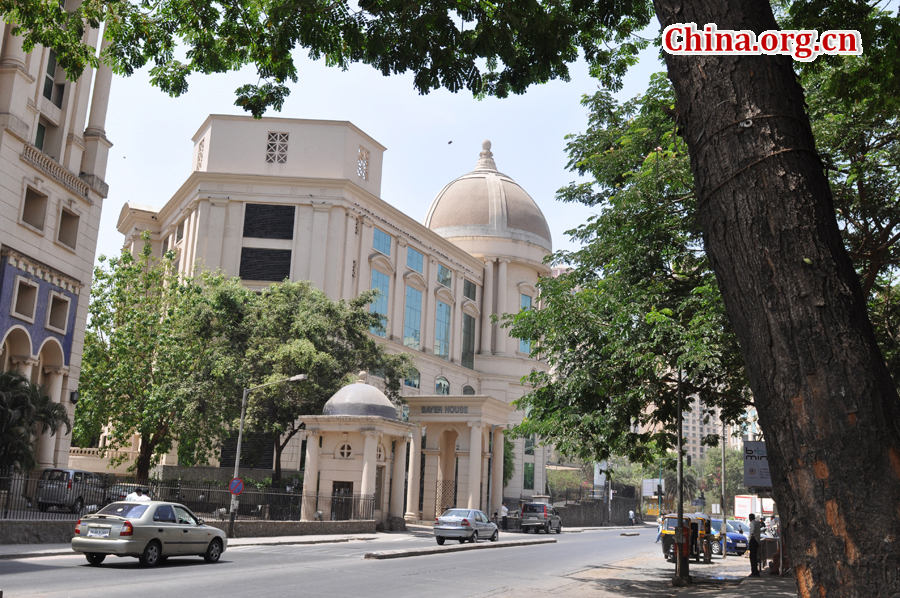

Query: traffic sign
[229,477,244,496]
[691,498,706,507]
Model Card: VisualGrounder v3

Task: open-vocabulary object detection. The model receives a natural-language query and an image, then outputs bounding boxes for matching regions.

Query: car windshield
[441,509,470,518]
[712,520,738,533]
[97,503,149,518]
[41,469,69,481]
[522,504,546,514]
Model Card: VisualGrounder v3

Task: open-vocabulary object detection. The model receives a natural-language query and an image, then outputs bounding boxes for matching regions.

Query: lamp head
[289,374,308,382]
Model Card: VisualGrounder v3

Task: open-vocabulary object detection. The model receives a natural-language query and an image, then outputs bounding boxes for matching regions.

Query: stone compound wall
[203,519,375,538]
[554,496,642,527]
[0,519,375,544]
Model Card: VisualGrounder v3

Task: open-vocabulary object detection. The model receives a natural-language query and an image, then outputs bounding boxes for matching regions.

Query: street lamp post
[229,374,307,537]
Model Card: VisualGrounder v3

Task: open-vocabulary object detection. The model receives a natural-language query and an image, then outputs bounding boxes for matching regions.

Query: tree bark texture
[653,1,900,596]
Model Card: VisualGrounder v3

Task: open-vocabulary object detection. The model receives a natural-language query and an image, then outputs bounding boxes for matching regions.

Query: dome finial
[357,371,367,383]
[475,140,497,171]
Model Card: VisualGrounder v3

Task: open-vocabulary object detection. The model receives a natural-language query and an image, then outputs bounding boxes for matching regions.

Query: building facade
[116,115,552,501]
[1,17,113,468]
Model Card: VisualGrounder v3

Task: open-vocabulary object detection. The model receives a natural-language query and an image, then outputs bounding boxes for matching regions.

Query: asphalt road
[0,528,658,598]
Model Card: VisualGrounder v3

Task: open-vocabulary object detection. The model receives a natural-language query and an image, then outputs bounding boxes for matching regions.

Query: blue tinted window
[407,247,424,273]
[370,269,390,336]
[373,227,391,256]
[435,376,450,395]
[434,300,451,359]
[519,294,532,353]
[403,286,423,350]
[437,264,452,288]
[404,370,420,389]
[463,279,476,301]
[462,313,475,369]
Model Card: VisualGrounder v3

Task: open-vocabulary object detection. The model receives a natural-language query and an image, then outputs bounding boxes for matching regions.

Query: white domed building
[116,115,553,519]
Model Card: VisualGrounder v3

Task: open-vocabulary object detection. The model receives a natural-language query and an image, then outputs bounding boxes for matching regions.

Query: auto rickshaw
[661,513,714,563]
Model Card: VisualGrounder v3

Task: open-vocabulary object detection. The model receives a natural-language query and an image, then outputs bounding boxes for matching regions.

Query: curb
[0,550,74,560]
[365,537,557,560]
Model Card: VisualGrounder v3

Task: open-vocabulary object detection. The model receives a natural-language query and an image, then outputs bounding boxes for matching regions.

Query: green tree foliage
[503,436,515,490]
[506,73,751,466]
[697,448,748,517]
[238,281,412,481]
[0,0,651,116]
[77,237,244,479]
[0,370,70,472]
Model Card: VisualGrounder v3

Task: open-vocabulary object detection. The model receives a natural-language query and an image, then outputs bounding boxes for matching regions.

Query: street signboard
[642,478,664,497]
[743,441,772,488]
[691,498,706,507]
[229,477,244,496]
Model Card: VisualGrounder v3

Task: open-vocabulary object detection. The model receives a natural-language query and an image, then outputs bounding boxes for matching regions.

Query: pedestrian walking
[628,509,635,526]
[748,513,762,577]
[501,502,509,531]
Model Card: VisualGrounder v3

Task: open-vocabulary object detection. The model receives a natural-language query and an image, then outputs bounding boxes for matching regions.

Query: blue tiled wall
[0,258,78,364]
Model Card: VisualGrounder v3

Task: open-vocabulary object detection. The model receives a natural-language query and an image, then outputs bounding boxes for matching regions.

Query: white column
[390,436,409,518]
[0,23,27,68]
[309,206,331,289]
[80,38,113,183]
[36,367,66,468]
[467,422,483,509]
[11,356,37,381]
[300,430,320,521]
[495,259,509,355]
[360,430,380,497]
[391,240,407,341]
[480,258,494,354]
[491,427,504,515]
[405,426,422,521]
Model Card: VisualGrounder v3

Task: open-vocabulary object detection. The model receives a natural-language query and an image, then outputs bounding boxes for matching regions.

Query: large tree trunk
[653,1,900,595]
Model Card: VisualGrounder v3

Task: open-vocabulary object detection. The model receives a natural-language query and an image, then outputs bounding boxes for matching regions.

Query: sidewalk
[554,552,797,598]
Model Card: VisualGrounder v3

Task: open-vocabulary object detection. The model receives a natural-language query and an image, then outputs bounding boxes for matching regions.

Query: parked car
[711,519,748,556]
[36,468,106,513]
[434,508,499,545]
[520,502,562,534]
[71,501,227,566]
[728,518,750,536]
[105,484,153,505]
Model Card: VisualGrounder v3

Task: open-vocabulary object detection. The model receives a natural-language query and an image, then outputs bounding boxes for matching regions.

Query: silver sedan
[71,501,227,566]
[434,508,499,545]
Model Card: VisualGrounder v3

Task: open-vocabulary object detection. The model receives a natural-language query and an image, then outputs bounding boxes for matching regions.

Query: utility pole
[721,416,727,560]
[673,369,690,586]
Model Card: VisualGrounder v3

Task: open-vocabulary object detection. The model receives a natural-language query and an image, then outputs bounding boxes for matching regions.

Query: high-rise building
[0,18,113,468]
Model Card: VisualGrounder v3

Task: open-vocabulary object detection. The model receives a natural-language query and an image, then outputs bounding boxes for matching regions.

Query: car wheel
[711,541,722,556]
[38,502,48,512]
[85,553,105,566]
[139,540,162,567]
[490,530,499,542]
[556,523,562,534]
[71,497,84,514]
[544,523,551,534]
[469,531,478,544]
[436,536,445,545]
[204,539,222,563]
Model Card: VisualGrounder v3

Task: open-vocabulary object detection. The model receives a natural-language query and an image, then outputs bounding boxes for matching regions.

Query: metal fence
[300,492,375,521]
[0,471,370,522]
[547,487,592,506]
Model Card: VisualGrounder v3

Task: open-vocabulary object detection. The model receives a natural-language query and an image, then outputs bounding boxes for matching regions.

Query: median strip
[364,537,557,559]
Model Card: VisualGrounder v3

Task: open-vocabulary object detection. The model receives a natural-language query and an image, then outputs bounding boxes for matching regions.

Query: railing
[68,447,137,460]
[1,471,376,522]
[300,492,375,522]
[546,487,591,506]
[20,143,90,199]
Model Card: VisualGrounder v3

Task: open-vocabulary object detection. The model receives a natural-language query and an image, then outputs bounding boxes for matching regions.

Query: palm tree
[0,370,71,472]
[664,470,698,504]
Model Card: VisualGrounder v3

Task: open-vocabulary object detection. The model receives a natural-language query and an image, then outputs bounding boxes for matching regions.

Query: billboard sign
[743,441,772,488]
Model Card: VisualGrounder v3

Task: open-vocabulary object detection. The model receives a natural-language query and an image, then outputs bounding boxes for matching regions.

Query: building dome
[424,141,552,251]
[322,376,398,420]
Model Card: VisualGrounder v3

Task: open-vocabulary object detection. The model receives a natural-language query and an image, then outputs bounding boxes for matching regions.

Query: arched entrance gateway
[403,395,513,522]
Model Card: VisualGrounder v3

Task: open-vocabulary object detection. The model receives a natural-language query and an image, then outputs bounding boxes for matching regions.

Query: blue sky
[99,41,663,264]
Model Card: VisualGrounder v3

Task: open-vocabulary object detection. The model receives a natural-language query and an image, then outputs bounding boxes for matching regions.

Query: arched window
[462,385,475,395]
[376,444,386,461]
[404,369,420,389]
[435,376,450,395]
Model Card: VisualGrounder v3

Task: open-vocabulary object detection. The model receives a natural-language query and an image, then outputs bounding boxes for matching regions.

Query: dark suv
[520,502,562,534]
